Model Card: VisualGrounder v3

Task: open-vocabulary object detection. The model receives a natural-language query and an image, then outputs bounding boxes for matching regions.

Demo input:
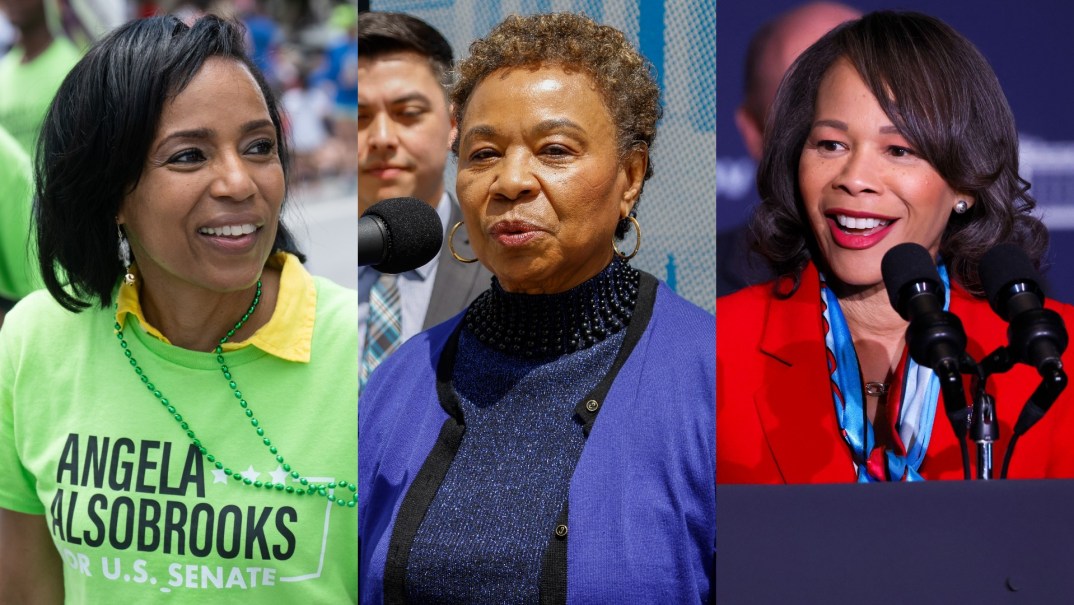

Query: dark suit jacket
[422,198,491,329]
[717,262,1074,483]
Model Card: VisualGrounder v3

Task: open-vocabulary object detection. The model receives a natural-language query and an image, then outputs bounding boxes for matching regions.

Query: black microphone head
[980,243,1045,320]
[361,197,444,274]
[881,243,943,320]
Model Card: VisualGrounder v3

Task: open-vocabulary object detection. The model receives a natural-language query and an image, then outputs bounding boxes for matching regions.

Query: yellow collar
[115,252,316,363]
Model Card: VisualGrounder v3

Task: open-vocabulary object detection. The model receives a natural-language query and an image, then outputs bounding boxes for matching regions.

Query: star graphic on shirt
[211,469,229,484]
[240,465,261,482]
[269,465,290,485]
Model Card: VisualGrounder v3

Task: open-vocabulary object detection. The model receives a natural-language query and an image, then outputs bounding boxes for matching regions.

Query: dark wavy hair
[356,12,453,91]
[451,12,662,239]
[34,15,303,312]
[750,10,1048,297]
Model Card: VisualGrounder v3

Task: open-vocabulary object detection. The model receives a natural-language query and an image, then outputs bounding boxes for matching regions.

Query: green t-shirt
[0,37,82,155]
[0,275,358,602]
[0,125,37,301]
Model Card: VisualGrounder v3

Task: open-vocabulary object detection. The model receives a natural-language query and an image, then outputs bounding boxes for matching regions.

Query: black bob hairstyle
[34,15,303,312]
[750,11,1048,297]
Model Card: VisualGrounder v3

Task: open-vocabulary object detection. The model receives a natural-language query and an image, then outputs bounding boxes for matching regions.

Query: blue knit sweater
[405,261,635,602]
[360,273,715,604]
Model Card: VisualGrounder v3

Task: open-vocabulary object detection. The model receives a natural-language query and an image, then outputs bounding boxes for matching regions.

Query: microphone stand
[906,310,975,479]
[964,358,996,480]
[980,346,1069,479]
[970,393,997,480]
[934,357,972,480]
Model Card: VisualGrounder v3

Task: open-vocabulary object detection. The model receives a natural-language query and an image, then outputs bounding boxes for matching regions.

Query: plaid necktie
[360,273,402,392]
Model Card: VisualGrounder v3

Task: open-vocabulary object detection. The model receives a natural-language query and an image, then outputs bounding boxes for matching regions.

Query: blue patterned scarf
[820,266,950,482]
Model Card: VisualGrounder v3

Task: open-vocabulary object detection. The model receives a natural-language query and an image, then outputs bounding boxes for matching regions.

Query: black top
[463,257,640,358]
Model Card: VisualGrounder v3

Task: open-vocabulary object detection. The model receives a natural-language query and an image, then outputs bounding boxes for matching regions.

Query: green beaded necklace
[114,279,357,508]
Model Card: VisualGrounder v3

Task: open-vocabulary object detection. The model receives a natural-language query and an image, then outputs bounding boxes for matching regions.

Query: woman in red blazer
[717,11,1074,484]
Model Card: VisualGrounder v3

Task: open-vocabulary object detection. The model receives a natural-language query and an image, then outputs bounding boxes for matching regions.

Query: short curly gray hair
[451,12,662,238]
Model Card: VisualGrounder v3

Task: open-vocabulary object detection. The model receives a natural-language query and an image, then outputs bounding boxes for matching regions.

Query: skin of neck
[136,267,281,352]
[358,182,444,216]
[830,280,908,374]
[15,18,53,62]
[830,282,909,423]
[499,249,617,295]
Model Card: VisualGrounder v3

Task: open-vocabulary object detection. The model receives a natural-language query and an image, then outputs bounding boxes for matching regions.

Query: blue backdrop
[717,0,1074,303]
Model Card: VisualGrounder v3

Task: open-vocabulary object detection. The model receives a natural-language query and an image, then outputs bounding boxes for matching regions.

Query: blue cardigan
[359,279,715,603]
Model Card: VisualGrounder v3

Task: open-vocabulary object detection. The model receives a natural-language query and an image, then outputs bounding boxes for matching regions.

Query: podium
[717,480,1074,603]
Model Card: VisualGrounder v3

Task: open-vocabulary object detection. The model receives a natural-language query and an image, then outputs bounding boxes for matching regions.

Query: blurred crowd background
[0,0,357,185]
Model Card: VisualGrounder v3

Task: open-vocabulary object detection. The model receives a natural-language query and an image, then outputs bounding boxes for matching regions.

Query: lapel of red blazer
[754,263,857,483]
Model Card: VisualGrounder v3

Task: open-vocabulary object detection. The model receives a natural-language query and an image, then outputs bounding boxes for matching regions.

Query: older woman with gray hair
[360,12,714,603]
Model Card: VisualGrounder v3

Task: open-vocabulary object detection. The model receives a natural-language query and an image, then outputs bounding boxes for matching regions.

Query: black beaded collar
[462,258,640,359]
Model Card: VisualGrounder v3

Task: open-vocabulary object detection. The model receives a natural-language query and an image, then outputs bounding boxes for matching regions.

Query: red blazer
[717,262,1074,483]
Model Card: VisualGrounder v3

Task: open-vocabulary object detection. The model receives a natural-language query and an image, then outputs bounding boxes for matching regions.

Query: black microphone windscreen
[980,243,1044,319]
[881,243,942,317]
[362,197,444,274]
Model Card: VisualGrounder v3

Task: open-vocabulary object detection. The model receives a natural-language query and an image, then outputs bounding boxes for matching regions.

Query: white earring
[954,200,969,215]
[118,225,135,286]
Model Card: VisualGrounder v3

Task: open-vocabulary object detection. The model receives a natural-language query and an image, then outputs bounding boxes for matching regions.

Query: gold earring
[448,221,479,263]
[612,216,642,260]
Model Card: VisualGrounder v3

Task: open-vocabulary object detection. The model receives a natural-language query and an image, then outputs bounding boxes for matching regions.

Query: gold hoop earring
[612,216,642,260]
[448,221,479,264]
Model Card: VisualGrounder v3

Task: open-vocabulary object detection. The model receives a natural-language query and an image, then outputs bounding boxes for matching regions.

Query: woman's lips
[197,223,262,254]
[489,220,545,247]
[825,211,897,250]
[364,165,408,180]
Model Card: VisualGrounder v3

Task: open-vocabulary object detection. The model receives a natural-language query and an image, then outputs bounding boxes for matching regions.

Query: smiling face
[456,65,645,294]
[799,58,969,291]
[357,50,455,213]
[117,57,284,297]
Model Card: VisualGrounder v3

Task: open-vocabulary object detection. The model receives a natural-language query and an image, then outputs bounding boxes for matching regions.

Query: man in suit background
[357,11,490,388]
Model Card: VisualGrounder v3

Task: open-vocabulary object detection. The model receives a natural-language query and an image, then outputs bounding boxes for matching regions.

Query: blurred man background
[0,0,81,154]
[0,0,82,320]
[0,125,33,327]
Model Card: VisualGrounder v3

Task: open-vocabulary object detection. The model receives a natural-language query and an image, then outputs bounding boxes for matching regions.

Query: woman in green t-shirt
[0,16,358,603]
